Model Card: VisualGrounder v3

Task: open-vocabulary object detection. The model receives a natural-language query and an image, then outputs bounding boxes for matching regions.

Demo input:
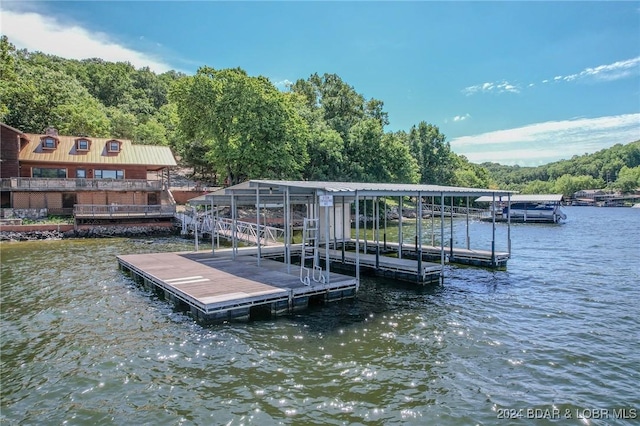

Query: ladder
[300,218,325,286]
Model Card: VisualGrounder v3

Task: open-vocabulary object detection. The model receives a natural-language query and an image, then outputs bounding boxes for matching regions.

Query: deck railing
[1,178,163,191]
[74,204,176,218]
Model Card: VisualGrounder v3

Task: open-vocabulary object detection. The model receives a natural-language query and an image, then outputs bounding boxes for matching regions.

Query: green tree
[614,166,640,193]
[408,122,455,185]
[171,67,309,184]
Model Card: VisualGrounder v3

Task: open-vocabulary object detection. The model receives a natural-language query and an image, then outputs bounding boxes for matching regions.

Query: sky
[1,1,639,166]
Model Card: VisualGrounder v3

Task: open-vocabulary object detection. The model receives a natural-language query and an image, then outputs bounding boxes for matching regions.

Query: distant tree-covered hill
[481,140,640,196]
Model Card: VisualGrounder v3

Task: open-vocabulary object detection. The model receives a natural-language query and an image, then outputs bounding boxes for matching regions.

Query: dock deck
[117,251,357,323]
[347,240,510,268]
[320,248,442,283]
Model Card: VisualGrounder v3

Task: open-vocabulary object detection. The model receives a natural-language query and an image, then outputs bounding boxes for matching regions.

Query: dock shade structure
[476,194,566,224]
[200,180,516,285]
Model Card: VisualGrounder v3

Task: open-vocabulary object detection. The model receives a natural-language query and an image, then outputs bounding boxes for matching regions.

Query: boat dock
[118,251,357,323]
[349,241,510,268]
[119,180,516,323]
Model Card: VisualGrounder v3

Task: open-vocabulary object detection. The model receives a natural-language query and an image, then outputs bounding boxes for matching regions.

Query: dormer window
[76,138,91,151]
[41,136,58,150]
[107,140,121,153]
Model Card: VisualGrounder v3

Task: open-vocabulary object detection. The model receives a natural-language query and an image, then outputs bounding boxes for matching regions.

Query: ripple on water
[1,208,639,424]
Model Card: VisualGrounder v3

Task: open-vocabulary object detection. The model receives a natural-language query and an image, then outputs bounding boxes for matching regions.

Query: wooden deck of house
[117,251,357,323]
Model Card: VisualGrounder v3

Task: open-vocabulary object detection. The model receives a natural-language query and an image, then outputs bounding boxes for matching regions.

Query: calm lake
[1,207,639,425]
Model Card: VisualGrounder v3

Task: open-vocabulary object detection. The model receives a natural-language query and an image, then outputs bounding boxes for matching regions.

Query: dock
[119,180,516,323]
[118,251,357,323]
[352,241,510,268]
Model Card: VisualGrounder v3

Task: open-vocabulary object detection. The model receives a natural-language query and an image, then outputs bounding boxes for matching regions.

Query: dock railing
[74,204,176,218]
[1,178,163,191]
[180,212,285,246]
[422,203,489,219]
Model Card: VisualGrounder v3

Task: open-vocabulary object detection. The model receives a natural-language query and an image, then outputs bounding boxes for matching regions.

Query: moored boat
[477,194,567,223]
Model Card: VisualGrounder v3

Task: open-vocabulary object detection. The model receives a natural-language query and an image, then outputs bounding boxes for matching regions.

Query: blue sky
[1,1,639,166]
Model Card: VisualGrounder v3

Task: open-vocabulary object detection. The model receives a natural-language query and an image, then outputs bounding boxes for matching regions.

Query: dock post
[211,198,216,256]
[194,206,199,252]
[507,193,512,257]
[383,197,387,250]
[491,192,496,267]
[256,187,261,266]
[450,196,454,259]
[431,195,435,246]
[231,193,237,259]
[417,192,423,281]
[466,196,470,250]
[440,193,445,281]
[375,197,380,270]
[363,196,367,253]
[341,196,346,263]
[355,191,360,290]
[398,196,403,259]
[285,187,291,273]
[325,195,330,283]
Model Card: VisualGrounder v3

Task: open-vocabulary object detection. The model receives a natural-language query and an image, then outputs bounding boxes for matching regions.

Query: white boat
[632,203,640,209]
[476,194,567,223]
[503,201,567,223]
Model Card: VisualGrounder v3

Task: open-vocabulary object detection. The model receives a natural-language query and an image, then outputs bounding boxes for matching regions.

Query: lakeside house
[0,123,178,225]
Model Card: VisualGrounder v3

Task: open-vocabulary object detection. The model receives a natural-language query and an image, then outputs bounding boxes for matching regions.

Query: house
[1,123,177,224]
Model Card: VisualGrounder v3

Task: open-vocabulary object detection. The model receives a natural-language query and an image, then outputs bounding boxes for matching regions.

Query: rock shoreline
[1,225,180,242]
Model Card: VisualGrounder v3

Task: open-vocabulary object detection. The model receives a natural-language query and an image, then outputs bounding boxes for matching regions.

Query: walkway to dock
[117,251,357,323]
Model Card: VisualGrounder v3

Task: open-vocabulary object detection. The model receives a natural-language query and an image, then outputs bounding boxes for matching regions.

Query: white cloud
[273,79,293,90]
[462,80,520,96]
[450,113,640,166]
[453,113,471,122]
[0,7,173,73]
[555,57,640,83]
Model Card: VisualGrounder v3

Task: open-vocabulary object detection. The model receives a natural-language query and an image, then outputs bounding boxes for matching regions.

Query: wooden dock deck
[320,249,442,283]
[117,252,357,323]
[342,240,510,268]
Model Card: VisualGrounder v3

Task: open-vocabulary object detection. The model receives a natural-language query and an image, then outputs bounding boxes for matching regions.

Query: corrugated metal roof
[475,194,563,203]
[19,134,177,168]
[251,180,515,197]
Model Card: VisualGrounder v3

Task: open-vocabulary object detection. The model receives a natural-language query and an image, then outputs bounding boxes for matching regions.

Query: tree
[171,67,309,185]
[614,166,640,193]
[407,121,455,185]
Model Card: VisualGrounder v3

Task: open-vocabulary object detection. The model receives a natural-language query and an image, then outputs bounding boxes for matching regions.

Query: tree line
[1,36,638,196]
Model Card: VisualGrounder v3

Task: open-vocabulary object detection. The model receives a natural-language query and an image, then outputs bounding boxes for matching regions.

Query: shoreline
[0,223,180,242]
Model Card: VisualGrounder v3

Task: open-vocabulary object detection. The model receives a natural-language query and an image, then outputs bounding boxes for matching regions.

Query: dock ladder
[300,218,325,286]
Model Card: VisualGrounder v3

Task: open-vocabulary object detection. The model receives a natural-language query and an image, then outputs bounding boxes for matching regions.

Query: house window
[107,141,121,152]
[77,169,86,178]
[77,139,90,150]
[94,170,124,179]
[42,137,56,149]
[33,168,67,178]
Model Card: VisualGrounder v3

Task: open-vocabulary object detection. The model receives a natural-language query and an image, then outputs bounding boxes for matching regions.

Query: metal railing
[1,178,163,191]
[179,212,285,245]
[74,204,176,218]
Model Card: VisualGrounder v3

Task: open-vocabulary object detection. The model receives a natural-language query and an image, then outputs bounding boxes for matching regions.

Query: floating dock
[120,180,516,323]
[349,241,510,268]
[118,251,357,323]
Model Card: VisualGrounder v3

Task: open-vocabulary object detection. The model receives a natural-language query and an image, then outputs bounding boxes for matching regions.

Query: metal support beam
[398,196,403,259]
[355,191,360,290]
[256,187,261,266]
[440,194,445,284]
[417,192,423,281]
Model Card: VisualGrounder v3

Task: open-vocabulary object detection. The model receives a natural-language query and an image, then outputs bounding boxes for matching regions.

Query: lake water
[1,207,639,425]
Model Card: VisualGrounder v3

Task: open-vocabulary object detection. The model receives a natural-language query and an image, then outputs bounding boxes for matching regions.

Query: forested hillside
[482,141,640,196]
[1,35,638,195]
